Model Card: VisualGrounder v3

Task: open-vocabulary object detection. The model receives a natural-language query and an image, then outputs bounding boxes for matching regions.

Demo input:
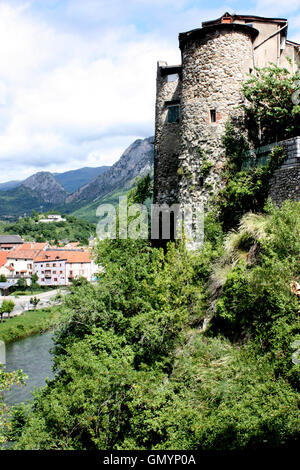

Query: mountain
[0,166,110,194]
[0,137,154,221]
[0,180,21,191]
[22,172,68,205]
[66,137,154,207]
[0,186,53,219]
[53,166,110,193]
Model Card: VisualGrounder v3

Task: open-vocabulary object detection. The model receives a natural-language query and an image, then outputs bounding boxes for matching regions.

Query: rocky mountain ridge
[0,136,154,220]
[66,137,154,205]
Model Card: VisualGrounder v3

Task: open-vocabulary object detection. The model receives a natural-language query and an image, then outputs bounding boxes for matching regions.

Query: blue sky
[0,0,299,183]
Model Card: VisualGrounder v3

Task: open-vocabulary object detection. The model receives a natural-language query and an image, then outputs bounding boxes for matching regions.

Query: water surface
[4,330,54,405]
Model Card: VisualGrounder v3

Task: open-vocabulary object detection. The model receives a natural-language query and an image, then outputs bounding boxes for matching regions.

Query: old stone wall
[154,62,182,205]
[178,25,255,209]
[269,137,300,205]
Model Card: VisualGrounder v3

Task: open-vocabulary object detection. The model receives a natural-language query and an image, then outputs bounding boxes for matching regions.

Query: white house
[5,243,48,284]
[34,250,99,286]
[38,214,66,223]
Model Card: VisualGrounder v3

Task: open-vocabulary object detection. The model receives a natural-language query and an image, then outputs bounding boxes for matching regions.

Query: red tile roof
[7,242,47,260]
[14,242,47,251]
[0,251,7,268]
[34,250,92,264]
[7,248,42,260]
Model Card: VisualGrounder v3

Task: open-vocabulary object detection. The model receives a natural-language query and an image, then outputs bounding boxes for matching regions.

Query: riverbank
[0,306,64,343]
[0,288,67,317]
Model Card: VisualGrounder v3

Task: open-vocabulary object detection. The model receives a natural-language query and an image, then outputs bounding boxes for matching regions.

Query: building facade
[5,243,48,284]
[34,250,98,286]
[154,13,300,214]
[0,235,24,251]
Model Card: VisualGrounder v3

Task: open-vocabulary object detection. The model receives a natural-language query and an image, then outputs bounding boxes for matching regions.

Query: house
[34,252,67,287]
[34,250,98,286]
[0,235,24,251]
[38,214,66,223]
[5,243,48,284]
[0,251,10,278]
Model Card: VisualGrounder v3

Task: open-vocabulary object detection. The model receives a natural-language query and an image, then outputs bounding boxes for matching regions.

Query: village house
[0,251,11,278]
[34,250,98,286]
[0,235,24,251]
[5,242,48,285]
[38,214,66,223]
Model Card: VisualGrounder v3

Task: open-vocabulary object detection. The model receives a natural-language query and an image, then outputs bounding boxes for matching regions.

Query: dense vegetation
[217,123,287,230]
[0,186,53,221]
[241,63,300,145]
[1,212,95,245]
[7,199,299,450]
[1,64,299,450]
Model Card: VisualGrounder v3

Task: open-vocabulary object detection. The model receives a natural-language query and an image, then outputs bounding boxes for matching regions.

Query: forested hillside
[1,213,95,245]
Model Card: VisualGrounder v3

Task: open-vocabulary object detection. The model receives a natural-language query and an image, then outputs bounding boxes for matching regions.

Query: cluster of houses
[0,235,99,291]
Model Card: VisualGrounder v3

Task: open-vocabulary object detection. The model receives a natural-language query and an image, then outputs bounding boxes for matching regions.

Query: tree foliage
[242,63,300,144]
[0,367,26,444]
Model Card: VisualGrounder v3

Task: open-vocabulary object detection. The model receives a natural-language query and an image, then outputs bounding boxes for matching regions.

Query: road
[0,288,68,317]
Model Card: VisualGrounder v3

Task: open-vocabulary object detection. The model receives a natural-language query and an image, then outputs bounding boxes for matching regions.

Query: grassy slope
[71,187,130,223]
[0,187,52,219]
[0,306,63,343]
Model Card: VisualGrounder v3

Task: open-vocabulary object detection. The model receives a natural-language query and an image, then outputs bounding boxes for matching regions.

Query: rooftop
[35,250,92,264]
[0,235,23,244]
[179,22,259,49]
[202,12,288,27]
[0,251,7,268]
[7,248,44,260]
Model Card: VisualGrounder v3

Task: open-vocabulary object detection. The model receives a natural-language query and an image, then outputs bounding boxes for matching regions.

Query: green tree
[0,300,15,320]
[0,367,27,444]
[16,278,27,290]
[242,63,300,144]
[129,174,153,204]
[31,273,39,290]
[30,297,40,310]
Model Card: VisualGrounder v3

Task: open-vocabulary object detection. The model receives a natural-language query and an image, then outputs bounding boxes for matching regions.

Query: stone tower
[154,13,300,213]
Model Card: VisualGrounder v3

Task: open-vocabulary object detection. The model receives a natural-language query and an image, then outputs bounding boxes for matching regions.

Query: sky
[0,0,299,183]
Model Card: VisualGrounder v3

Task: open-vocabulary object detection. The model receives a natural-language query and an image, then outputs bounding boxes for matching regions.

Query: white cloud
[0,2,180,182]
[0,1,299,184]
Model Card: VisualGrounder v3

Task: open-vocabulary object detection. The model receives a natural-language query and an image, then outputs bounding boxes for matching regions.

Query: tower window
[210,109,216,123]
[167,73,179,83]
[167,105,180,123]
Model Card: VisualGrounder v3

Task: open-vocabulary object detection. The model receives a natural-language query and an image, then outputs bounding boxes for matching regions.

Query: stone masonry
[154,13,300,220]
[269,137,300,204]
[178,24,256,208]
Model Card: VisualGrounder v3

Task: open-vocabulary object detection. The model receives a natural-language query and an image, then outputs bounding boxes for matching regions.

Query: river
[4,330,55,405]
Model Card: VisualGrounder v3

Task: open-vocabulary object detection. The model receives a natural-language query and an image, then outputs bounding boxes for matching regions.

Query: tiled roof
[14,242,47,251]
[0,235,23,244]
[0,251,7,267]
[7,242,47,260]
[7,248,42,260]
[34,250,92,264]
